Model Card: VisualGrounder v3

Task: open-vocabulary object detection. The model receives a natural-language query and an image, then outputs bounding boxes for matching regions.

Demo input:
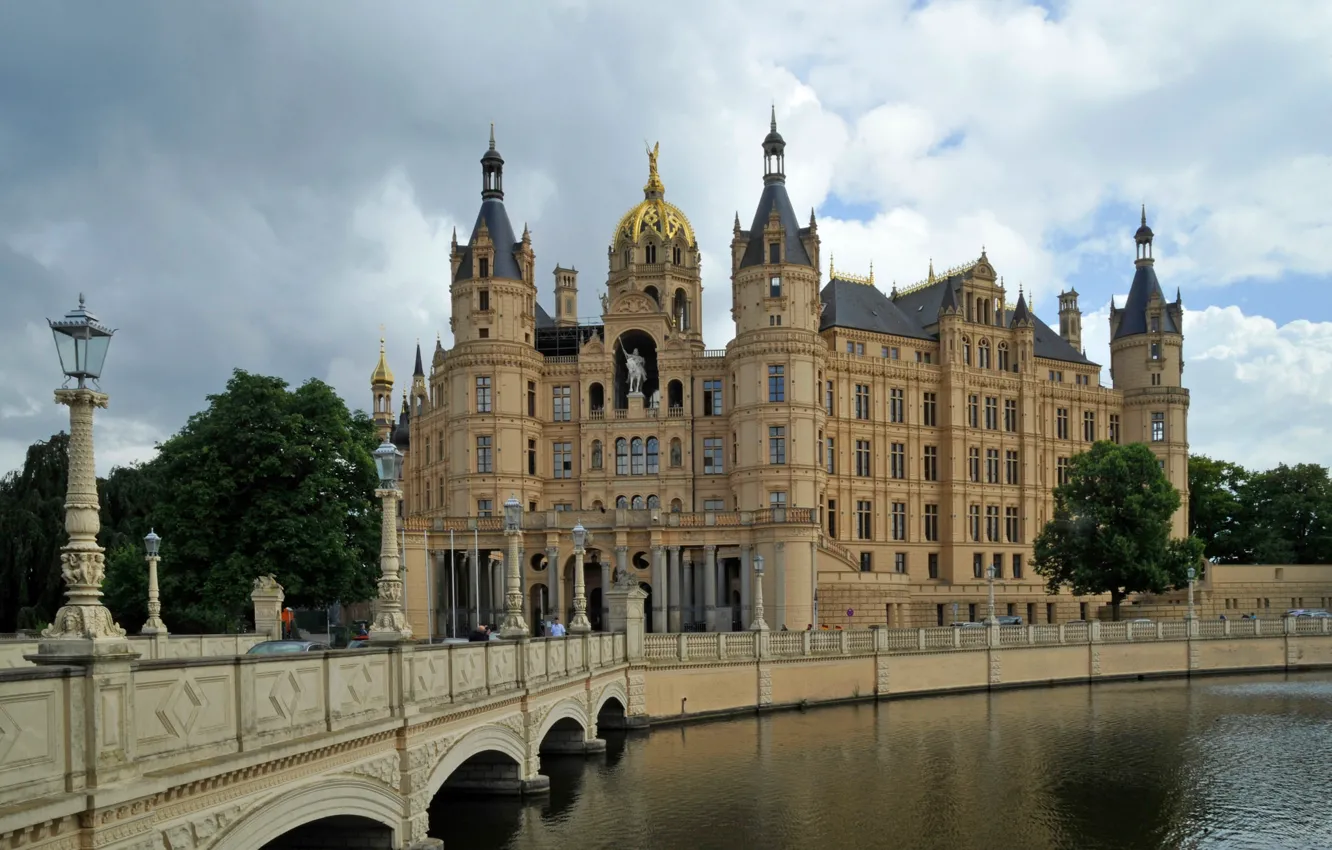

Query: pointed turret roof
[939,278,960,316]
[455,127,523,282]
[392,392,410,450]
[738,111,813,270]
[1011,289,1033,326]
[413,341,424,377]
[1114,209,1178,340]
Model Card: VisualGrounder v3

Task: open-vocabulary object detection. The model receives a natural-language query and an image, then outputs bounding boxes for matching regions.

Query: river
[430,671,1332,849]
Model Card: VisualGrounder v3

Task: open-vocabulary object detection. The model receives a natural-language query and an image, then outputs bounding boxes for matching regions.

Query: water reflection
[430,672,1332,850]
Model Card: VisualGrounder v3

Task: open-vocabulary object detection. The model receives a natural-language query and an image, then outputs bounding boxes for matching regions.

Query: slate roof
[738,182,813,269]
[535,301,555,329]
[1113,262,1178,340]
[453,198,522,282]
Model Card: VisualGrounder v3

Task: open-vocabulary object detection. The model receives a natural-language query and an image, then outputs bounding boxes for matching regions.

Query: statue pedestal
[627,392,644,415]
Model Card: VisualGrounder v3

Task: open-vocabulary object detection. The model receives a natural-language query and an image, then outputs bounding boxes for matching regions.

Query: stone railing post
[987,624,1000,648]
[874,628,888,651]
[605,582,647,664]
[251,575,285,640]
[952,628,961,649]
[678,633,688,662]
[1026,625,1035,645]
[917,628,926,651]
[719,632,728,658]
[803,631,812,656]
[1058,624,1066,644]
[1224,619,1231,637]
[1090,621,1102,643]
[839,630,850,655]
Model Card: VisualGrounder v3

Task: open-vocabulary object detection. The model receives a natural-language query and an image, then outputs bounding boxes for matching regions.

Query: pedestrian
[468,624,489,642]
[549,616,566,637]
[281,607,295,639]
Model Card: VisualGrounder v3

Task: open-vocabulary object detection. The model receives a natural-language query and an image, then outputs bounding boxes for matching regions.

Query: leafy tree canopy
[1188,457,1332,565]
[1033,441,1204,620]
[1188,455,1248,563]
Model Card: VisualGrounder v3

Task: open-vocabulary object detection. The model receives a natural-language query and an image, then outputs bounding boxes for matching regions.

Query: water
[430,672,1332,849]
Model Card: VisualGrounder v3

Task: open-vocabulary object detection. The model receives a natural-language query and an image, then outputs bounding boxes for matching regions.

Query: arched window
[673,246,682,265]
[671,498,683,512]
[624,249,631,268]
[647,495,660,509]
[646,437,659,474]
[616,495,628,509]
[673,289,688,330]
[644,285,660,307]
[645,244,657,264]
[998,343,1010,372]
[669,438,682,467]
[631,495,645,510]
[631,438,645,475]
[667,379,683,409]
[589,382,604,412]
[591,440,603,469]
[593,499,605,512]
[962,336,972,366]
[616,438,628,475]
[978,339,991,369]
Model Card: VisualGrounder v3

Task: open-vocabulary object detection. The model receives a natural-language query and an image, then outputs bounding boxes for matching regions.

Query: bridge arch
[593,679,629,719]
[425,721,530,800]
[535,696,592,744]
[216,776,402,850]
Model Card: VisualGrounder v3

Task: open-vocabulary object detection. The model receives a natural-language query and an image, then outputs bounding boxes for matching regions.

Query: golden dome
[371,337,394,386]
[611,142,695,251]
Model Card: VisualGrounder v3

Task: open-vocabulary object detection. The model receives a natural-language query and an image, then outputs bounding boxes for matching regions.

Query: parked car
[949,621,985,629]
[346,639,371,649]
[246,640,330,655]
[994,615,1023,626]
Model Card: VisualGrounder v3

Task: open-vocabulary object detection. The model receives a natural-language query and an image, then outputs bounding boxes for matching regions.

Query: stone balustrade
[0,632,264,669]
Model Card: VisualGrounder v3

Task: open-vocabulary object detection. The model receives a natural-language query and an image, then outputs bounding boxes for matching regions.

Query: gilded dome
[371,337,394,386]
[611,142,696,251]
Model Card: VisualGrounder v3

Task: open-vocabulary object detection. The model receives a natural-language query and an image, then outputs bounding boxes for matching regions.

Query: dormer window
[1150,342,1161,360]
[769,242,781,264]
[479,257,489,278]
[770,276,782,297]
[1150,315,1160,333]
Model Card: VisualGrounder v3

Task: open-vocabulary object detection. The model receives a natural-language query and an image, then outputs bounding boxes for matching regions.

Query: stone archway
[535,696,597,755]
[423,722,544,801]
[213,776,403,850]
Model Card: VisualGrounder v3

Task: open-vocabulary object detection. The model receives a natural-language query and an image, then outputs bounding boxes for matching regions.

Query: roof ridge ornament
[644,141,664,197]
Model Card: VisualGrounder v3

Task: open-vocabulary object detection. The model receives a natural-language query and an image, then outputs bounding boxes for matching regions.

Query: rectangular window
[703,437,724,474]
[1083,410,1095,442]
[999,346,1010,371]
[527,381,536,416]
[890,442,905,479]
[856,500,873,541]
[854,384,871,420]
[768,365,785,402]
[703,499,725,512]
[1004,399,1018,432]
[969,505,981,542]
[631,440,645,475]
[973,553,984,580]
[924,445,938,481]
[985,396,998,430]
[477,498,493,518]
[476,435,493,473]
[859,552,873,573]
[768,242,782,264]
[855,439,871,477]
[1056,407,1069,440]
[1005,450,1019,485]
[1152,412,1165,441]
[527,438,537,475]
[968,395,979,428]
[770,275,782,297]
[552,385,571,422]
[847,341,854,354]
[827,498,837,538]
[993,554,1004,579]
[703,379,723,416]
[968,447,980,483]
[1057,456,1071,486]
[616,439,629,475]
[986,505,1000,542]
[890,388,905,423]
[769,426,787,465]
[770,491,787,506]
[825,380,834,414]
[553,442,572,478]
[924,504,939,542]
[923,392,937,426]
[1012,553,1023,578]
[826,437,836,474]
[1005,507,1020,543]
[478,287,490,310]
[894,552,907,574]
[476,376,492,413]
[928,553,939,579]
[1109,414,1121,444]
[1151,342,1161,360]
[857,342,865,355]
[986,448,1000,484]
[1150,315,1160,333]
[891,502,907,541]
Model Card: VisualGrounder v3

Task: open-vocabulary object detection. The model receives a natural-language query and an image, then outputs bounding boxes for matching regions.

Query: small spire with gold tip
[928,258,935,283]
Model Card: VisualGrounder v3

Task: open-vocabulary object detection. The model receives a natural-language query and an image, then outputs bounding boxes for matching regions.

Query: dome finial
[770,102,777,132]
[489,122,496,151]
[643,140,664,198]
[1141,203,1146,226]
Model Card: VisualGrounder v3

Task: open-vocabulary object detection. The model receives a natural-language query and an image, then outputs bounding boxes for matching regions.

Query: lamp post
[369,440,412,642]
[40,294,128,652]
[985,563,998,625]
[749,553,769,632]
[141,529,167,635]
[569,521,592,633]
[1187,566,1197,622]
[500,495,529,638]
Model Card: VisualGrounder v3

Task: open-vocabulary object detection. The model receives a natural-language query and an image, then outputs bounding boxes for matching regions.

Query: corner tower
[371,337,395,441]
[1058,289,1082,352]
[1109,207,1189,537]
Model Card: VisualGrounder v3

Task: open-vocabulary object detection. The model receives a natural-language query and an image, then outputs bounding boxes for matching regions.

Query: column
[599,556,611,631]
[611,546,627,632]
[668,546,682,632]
[490,556,503,627]
[518,546,528,626]
[682,550,695,629]
[651,545,666,634]
[704,545,718,632]
[774,541,787,631]
[740,544,752,632]
[546,545,562,625]
[810,540,818,630]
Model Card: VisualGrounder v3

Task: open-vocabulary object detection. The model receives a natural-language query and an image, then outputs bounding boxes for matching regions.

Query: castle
[372,114,1189,635]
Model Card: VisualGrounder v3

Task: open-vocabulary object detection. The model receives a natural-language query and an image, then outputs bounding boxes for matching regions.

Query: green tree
[1033,442,1204,620]
[1187,455,1248,563]
[1234,464,1332,564]
[0,434,71,632]
[147,370,381,631]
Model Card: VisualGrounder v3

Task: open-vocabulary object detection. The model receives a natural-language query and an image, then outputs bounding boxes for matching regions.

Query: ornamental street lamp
[1187,566,1197,623]
[141,529,167,635]
[369,440,412,642]
[499,495,529,638]
[985,563,999,625]
[749,553,769,632]
[40,295,128,652]
[569,521,592,633]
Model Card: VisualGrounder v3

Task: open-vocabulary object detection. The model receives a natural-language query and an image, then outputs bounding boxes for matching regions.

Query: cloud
[0,0,1328,477]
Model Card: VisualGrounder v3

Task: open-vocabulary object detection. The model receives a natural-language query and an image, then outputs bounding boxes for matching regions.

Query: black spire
[763,103,786,183]
[1011,287,1034,327]
[1134,204,1153,261]
[413,341,424,377]
[481,123,504,200]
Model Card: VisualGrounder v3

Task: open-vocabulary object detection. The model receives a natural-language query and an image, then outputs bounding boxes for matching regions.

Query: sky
[2,0,1330,477]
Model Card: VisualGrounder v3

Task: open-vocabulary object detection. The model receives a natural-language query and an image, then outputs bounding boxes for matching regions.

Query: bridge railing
[639,616,1332,663]
[0,633,265,669]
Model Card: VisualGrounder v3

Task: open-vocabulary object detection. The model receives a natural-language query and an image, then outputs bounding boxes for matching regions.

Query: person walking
[549,616,566,637]
[281,607,295,639]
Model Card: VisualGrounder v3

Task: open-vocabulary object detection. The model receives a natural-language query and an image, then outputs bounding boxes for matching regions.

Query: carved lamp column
[500,495,529,638]
[749,553,769,632]
[38,295,131,658]
[370,440,413,643]
[569,521,592,633]
[140,529,167,635]
[985,563,999,625]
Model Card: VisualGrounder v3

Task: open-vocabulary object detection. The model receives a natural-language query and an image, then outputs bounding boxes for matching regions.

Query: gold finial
[869,260,874,285]
[928,258,935,282]
[644,141,664,196]
[829,253,835,279]
[372,332,394,386]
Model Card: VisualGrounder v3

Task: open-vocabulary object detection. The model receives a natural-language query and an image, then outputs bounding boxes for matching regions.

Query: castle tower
[1109,207,1189,537]
[371,337,395,441]
[1058,289,1082,352]
[727,109,824,629]
[553,266,578,328]
[410,341,428,419]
